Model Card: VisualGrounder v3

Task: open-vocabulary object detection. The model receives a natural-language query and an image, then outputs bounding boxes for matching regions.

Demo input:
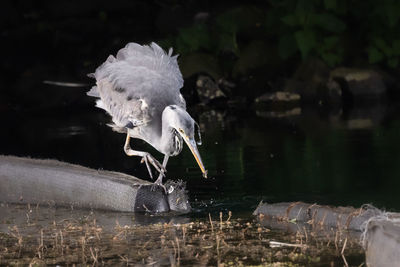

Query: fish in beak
[178,132,207,178]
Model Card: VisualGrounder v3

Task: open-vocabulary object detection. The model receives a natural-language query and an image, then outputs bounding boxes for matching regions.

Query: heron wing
[88,42,185,130]
[92,80,150,131]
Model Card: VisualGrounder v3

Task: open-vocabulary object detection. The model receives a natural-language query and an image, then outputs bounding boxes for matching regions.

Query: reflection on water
[194,104,400,212]
[2,102,397,265]
[1,103,400,213]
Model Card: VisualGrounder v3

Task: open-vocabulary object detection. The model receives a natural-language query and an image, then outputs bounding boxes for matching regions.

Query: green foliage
[324,0,337,10]
[353,0,400,68]
[277,0,400,68]
[276,0,346,66]
[278,34,297,59]
[161,0,400,75]
[175,24,212,54]
[366,35,400,68]
[294,30,316,59]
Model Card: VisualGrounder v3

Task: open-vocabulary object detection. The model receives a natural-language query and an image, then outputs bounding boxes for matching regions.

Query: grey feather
[87,86,100,97]
[87,42,206,180]
[87,42,185,131]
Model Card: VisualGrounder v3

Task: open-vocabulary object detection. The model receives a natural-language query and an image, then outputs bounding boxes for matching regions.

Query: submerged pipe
[0,155,190,213]
[253,201,382,231]
[254,201,400,267]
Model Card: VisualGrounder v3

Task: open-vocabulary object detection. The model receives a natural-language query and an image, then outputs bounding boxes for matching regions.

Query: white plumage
[88,42,206,185]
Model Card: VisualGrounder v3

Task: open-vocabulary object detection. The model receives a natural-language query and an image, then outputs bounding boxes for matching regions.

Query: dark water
[4,90,398,265]
[2,94,400,214]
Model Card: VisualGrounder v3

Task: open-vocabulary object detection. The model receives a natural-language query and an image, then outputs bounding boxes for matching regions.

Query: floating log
[253,201,381,231]
[0,155,190,213]
[254,201,400,267]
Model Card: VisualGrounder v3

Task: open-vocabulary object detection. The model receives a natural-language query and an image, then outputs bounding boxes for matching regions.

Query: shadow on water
[2,90,400,265]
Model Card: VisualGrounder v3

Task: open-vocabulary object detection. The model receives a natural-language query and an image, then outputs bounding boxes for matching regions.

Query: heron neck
[157,117,177,155]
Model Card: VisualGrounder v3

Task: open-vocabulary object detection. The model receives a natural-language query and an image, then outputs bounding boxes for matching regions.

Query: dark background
[3,0,400,110]
[2,0,400,210]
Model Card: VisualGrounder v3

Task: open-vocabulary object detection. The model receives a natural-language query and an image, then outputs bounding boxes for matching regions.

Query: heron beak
[181,135,208,178]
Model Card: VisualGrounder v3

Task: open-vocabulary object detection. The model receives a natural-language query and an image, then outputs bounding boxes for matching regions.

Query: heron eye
[179,128,184,134]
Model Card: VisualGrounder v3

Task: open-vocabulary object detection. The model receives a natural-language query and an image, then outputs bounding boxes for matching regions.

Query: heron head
[164,105,207,178]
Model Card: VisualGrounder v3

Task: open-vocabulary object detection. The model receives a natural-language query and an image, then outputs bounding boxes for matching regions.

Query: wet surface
[2,96,400,265]
[0,203,365,266]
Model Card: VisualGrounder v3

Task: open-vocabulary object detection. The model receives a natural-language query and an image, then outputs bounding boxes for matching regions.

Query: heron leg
[151,155,169,193]
[155,155,169,185]
[123,134,166,179]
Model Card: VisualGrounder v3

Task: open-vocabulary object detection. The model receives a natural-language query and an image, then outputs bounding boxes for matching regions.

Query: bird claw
[151,180,167,194]
[140,153,167,180]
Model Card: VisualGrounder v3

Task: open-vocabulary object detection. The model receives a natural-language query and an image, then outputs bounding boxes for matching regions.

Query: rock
[284,63,388,107]
[256,107,301,118]
[193,12,210,24]
[217,77,236,94]
[329,68,386,102]
[283,58,331,103]
[346,119,373,129]
[196,75,226,103]
[346,105,386,129]
[232,40,280,78]
[179,53,222,81]
[255,91,300,103]
[326,79,342,106]
[329,105,386,130]
[254,91,300,110]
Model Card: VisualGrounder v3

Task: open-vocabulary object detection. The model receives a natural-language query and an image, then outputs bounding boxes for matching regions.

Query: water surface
[3,97,399,265]
[2,103,400,213]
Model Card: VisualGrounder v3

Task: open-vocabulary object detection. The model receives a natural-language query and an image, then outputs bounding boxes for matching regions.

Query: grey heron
[88,42,207,186]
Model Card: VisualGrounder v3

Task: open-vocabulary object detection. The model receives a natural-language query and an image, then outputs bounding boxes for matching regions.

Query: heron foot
[124,134,167,180]
[140,153,167,180]
[151,177,167,193]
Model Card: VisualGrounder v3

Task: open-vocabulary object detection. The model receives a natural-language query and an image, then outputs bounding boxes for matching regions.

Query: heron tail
[87,86,100,97]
